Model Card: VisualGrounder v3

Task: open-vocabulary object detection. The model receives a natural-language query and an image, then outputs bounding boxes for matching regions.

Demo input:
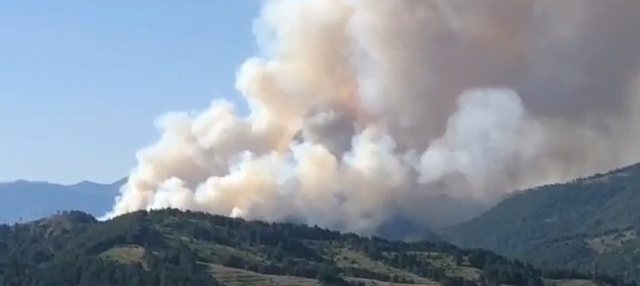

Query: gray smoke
[106,0,640,235]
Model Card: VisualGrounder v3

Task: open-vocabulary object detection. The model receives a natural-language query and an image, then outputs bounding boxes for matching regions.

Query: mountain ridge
[447,162,640,282]
[0,177,126,188]
[0,178,125,224]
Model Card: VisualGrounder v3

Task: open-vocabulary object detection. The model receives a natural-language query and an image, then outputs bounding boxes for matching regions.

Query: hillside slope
[0,179,123,224]
[1,209,627,286]
[448,163,640,282]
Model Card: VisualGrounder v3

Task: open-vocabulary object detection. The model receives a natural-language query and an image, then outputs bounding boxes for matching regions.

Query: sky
[0,1,260,184]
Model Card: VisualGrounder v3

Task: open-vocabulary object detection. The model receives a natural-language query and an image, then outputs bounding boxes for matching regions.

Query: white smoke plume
[107,0,640,235]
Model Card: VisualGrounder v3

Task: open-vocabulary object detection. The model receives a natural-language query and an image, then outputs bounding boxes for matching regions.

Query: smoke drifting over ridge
[108,0,640,234]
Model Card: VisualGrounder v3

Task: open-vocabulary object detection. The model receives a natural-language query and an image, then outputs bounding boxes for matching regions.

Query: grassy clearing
[546,279,598,286]
[207,263,322,286]
[100,245,146,265]
[411,252,481,281]
[347,277,439,286]
[332,248,436,284]
[585,230,636,254]
[167,233,266,265]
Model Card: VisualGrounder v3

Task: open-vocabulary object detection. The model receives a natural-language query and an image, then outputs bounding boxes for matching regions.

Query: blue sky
[0,1,261,184]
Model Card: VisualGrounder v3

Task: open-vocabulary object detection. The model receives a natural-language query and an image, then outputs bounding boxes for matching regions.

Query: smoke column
[107,0,640,235]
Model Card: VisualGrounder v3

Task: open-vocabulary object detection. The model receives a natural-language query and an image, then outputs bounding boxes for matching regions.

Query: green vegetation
[448,163,640,283]
[0,211,218,286]
[0,209,634,285]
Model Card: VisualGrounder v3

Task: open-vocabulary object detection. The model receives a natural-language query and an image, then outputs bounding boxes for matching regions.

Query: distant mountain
[448,163,640,282]
[0,178,124,224]
[1,209,629,286]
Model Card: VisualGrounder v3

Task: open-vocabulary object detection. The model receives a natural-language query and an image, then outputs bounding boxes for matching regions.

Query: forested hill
[448,163,640,283]
[0,210,633,286]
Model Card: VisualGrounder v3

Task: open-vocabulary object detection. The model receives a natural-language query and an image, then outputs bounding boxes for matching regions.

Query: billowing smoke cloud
[107,0,640,234]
